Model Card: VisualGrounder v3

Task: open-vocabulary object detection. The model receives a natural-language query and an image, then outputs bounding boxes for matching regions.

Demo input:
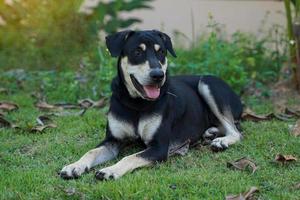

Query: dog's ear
[153,30,176,58]
[105,30,135,57]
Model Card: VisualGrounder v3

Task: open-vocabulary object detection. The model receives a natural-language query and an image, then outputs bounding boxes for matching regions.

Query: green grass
[0,89,300,200]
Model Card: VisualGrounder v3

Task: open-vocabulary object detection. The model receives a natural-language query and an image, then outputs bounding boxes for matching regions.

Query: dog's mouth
[130,74,161,100]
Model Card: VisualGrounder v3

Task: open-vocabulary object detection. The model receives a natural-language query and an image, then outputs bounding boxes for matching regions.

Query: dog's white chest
[108,113,136,140]
[108,113,162,143]
[138,114,162,144]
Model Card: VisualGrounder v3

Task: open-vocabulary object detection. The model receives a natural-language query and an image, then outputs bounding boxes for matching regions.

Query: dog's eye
[157,48,165,55]
[134,48,143,57]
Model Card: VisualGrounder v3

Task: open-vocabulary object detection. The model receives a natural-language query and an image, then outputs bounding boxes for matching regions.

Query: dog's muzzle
[130,74,163,100]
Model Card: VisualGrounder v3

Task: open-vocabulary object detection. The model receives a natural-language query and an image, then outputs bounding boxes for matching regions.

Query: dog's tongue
[143,85,160,99]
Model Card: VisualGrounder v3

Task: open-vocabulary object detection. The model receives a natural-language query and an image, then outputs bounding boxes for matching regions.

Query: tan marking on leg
[60,144,118,178]
[96,151,151,180]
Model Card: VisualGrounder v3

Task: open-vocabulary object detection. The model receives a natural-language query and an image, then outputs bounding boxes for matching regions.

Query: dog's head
[106,30,176,101]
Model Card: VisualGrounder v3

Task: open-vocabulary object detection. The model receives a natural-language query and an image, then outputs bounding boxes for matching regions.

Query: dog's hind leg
[198,78,242,151]
[60,140,119,179]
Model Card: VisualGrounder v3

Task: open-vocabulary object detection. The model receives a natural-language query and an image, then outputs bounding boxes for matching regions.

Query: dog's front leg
[60,140,119,179]
[95,144,168,181]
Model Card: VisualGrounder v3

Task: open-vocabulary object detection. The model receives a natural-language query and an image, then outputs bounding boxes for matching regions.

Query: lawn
[0,80,299,200]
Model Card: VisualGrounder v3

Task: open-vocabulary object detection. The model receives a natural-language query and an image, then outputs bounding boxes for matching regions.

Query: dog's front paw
[210,135,241,152]
[95,167,120,181]
[210,137,229,152]
[60,162,89,179]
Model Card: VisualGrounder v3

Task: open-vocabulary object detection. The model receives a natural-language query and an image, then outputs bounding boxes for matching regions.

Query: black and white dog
[60,30,243,180]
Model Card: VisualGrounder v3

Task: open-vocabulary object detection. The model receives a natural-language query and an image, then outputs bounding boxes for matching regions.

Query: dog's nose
[150,69,164,81]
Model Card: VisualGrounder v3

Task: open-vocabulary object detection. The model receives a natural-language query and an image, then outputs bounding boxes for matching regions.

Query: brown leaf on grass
[31,124,57,132]
[285,108,300,117]
[275,154,297,163]
[290,119,300,137]
[0,102,19,111]
[92,98,106,108]
[78,99,93,108]
[35,102,61,111]
[31,115,57,132]
[266,113,294,121]
[226,186,259,200]
[36,115,53,126]
[242,108,295,122]
[78,98,106,109]
[227,157,258,174]
[241,108,269,122]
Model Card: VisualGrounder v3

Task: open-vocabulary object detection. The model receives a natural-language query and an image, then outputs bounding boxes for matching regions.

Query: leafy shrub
[169,26,287,93]
[0,25,287,101]
[0,0,152,70]
[0,0,287,98]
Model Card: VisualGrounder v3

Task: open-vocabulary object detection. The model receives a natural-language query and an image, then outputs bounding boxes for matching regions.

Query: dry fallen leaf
[35,102,61,111]
[78,99,94,108]
[275,154,297,163]
[290,119,300,137]
[241,108,269,122]
[36,115,53,126]
[31,115,57,132]
[285,108,300,118]
[31,124,57,132]
[242,108,296,122]
[92,98,106,108]
[267,113,294,121]
[0,102,19,111]
[78,98,106,109]
[227,157,258,174]
[226,186,259,200]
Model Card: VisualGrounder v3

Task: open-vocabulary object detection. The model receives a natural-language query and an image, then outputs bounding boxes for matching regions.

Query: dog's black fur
[60,30,243,180]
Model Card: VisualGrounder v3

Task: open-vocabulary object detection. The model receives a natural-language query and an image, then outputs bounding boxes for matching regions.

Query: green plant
[169,24,286,94]
[0,0,152,70]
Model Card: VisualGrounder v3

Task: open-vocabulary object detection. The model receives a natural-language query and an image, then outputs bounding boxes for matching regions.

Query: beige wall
[121,0,285,45]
